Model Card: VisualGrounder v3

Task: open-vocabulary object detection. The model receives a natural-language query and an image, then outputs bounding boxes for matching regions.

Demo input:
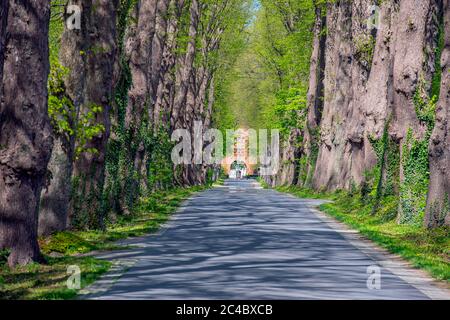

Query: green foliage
[48,58,74,138]
[367,118,400,209]
[427,193,450,227]
[40,232,96,255]
[431,11,445,99]
[398,130,430,225]
[146,129,176,191]
[380,137,400,196]
[354,34,376,69]
[48,5,106,159]
[47,58,106,158]
[49,7,64,61]
[211,1,252,132]
[413,76,437,131]
[74,104,106,158]
[48,14,75,142]
[70,177,89,229]
[302,127,321,187]
[397,75,438,225]
[220,0,315,132]
[262,87,308,137]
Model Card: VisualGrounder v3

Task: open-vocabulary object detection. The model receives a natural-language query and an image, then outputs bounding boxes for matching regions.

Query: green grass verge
[275,185,450,282]
[0,184,209,300]
[0,256,110,300]
[39,185,209,256]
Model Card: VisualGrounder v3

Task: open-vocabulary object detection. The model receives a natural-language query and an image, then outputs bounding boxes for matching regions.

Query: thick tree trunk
[303,4,326,187]
[66,0,118,229]
[194,70,208,185]
[312,0,354,190]
[168,0,199,186]
[171,0,199,131]
[125,0,157,131]
[391,0,435,141]
[180,72,196,185]
[154,0,185,131]
[425,0,450,228]
[75,0,117,228]
[0,0,52,266]
[57,0,88,230]
[392,0,441,223]
[39,7,78,234]
[38,138,73,236]
[150,0,170,115]
[201,74,215,182]
[121,0,157,211]
[361,0,397,183]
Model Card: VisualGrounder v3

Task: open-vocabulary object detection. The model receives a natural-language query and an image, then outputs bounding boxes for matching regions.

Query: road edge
[297,196,450,300]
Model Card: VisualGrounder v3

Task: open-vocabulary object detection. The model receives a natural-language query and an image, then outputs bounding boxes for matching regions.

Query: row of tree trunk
[267,0,449,228]
[0,0,234,267]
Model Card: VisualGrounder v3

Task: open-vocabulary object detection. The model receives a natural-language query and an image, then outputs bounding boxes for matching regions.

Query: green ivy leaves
[48,58,105,158]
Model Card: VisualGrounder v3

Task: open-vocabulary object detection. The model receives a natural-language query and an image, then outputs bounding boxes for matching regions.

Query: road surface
[82,179,448,300]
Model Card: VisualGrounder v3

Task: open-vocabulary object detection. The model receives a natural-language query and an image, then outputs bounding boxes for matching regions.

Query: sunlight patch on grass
[39,185,207,256]
[1,185,208,300]
[0,257,110,300]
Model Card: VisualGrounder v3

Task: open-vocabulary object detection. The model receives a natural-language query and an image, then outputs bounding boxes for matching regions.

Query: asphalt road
[83,179,445,300]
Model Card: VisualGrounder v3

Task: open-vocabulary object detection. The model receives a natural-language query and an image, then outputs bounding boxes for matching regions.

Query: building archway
[229,160,247,179]
[221,129,257,177]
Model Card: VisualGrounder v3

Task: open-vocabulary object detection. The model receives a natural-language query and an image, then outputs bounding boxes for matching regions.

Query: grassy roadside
[273,185,450,283]
[0,183,214,300]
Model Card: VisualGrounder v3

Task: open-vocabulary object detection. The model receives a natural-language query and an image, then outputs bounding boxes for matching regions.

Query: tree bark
[121,0,157,211]
[150,0,170,114]
[311,0,354,190]
[54,0,89,231]
[76,0,117,228]
[391,0,435,141]
[425,0,450,228]
[0,1,8,92]
[125,0,157,131]
[38,137,73,236]
[171,0,199,131]
[66,0,118,229]
[154,0,186,131]
[303,3,326,187]
[205,74,214,129]
[0,0,53,266]
[39,6,79,235]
